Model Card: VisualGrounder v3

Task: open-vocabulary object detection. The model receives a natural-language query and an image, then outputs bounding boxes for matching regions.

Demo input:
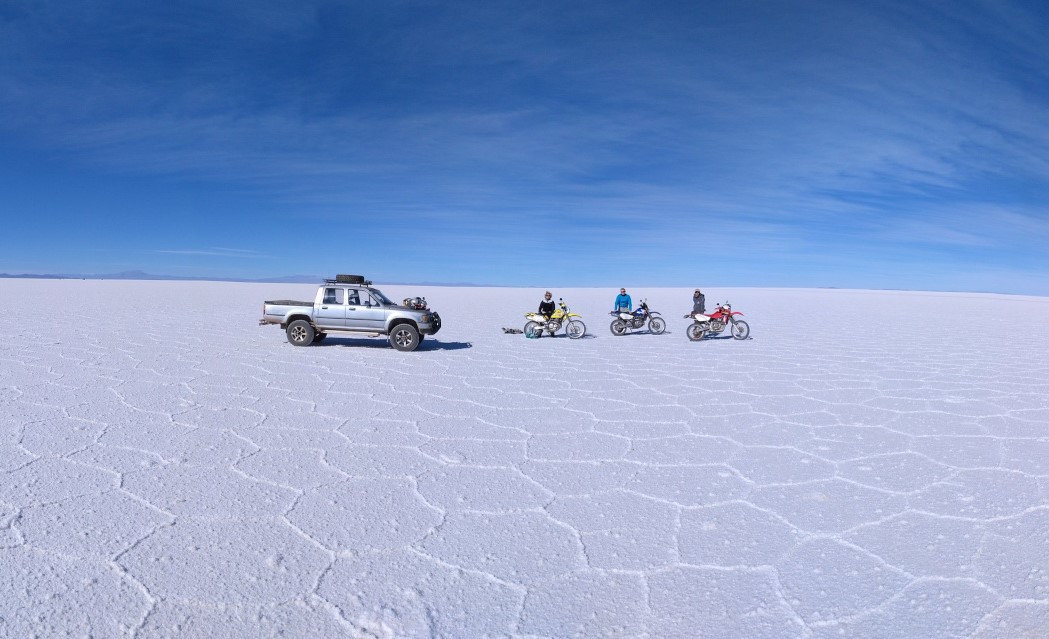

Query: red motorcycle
[685,301,750,341]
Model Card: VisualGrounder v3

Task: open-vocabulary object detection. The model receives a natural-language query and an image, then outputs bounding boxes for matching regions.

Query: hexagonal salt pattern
[1,280,1047,637]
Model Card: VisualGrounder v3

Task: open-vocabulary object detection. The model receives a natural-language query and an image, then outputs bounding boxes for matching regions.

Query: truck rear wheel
[286,320,315,346]
[390,324,420,352]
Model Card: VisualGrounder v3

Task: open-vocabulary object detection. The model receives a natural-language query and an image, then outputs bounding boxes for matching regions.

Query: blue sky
[1,1,1048,292]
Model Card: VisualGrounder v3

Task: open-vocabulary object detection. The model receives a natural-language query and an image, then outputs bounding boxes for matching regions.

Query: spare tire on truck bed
[335,274,366,284]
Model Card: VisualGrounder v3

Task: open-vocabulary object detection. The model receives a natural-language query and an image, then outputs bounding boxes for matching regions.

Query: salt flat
[1,279,1048,638]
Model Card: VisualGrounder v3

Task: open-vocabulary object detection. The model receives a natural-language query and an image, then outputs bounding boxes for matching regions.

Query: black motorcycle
[609,300,665,335]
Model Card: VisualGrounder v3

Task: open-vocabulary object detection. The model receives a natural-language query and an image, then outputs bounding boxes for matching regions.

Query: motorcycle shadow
[701,334,751,341]
[313,338,473,351]
[533,333,598,340]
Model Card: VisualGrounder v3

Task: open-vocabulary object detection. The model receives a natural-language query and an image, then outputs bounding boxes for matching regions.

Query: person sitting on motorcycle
[691,289,707,319]
[536,291,556,336]
[539,291,555,317]
[613,288,632,315]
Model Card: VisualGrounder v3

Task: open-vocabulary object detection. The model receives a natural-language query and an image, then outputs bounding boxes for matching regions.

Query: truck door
[315,287,346,328]
[346,288,386,330]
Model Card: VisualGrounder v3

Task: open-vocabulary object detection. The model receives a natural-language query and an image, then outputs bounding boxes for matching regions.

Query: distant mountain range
[0,270,321,283]
[0,270,490,286]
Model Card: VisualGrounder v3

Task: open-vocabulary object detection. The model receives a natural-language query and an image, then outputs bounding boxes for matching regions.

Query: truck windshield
[369,289,394,305]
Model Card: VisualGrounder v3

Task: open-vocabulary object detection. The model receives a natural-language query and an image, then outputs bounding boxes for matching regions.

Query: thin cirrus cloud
[155,248,265,258]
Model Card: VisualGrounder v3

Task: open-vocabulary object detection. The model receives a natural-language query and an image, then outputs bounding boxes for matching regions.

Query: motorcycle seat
[619,312,633,320]
[692,313,710,320]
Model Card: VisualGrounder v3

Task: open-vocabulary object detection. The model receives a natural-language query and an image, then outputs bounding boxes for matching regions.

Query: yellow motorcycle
[524,298,587,339]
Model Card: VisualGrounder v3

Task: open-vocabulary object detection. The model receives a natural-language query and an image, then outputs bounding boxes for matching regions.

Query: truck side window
[323,288,344,305]
[347,289,361,306]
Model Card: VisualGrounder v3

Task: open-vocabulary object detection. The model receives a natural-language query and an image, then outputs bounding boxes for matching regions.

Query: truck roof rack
[324,274,372,286]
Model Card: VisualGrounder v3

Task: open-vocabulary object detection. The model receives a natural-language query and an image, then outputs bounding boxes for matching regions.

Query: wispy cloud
[155,248,265,258]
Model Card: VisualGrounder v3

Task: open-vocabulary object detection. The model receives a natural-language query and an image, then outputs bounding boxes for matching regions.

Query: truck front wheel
[286,320,315,346]
[390,324,420,352]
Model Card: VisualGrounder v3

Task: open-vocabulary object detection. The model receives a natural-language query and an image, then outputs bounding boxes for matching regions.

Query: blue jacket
[614,293,632,311]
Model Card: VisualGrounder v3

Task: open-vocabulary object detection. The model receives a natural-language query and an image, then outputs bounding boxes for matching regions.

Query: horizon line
[0,271,1037,298]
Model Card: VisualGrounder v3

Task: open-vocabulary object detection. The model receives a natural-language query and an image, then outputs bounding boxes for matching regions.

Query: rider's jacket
[614,294,632,311]
[693,294,706,314]
[538,299,555,316]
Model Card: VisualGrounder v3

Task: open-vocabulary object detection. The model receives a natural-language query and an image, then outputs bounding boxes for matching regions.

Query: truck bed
[264,300,313,306]
[260,300,314,326]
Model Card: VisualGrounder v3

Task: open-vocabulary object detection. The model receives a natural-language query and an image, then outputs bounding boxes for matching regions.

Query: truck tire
[390,324,420,352]
[286,320,315,346]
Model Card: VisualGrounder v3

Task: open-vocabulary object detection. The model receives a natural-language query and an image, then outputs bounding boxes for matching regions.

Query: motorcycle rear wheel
[648,317,666,334]
[731,320,750,340]
[523,321,541,338]
[686,324,707,342]
[567,320,586,339]
[610,319,628,336]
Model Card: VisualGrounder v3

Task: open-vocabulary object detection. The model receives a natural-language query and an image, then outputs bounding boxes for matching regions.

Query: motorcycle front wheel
[610,319,628,336]
[731,320,750,340]
[686,324,707,342]
[648,317,666,334]
[567,320,586,339]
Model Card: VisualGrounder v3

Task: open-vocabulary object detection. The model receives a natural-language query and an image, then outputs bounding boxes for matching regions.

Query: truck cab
[315,284,389,330]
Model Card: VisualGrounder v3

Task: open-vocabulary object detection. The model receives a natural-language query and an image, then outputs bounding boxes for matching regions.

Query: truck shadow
[313,337,472,351]
[418,340,472,351]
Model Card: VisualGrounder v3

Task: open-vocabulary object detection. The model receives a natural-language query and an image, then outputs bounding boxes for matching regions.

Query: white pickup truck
[259,275,441,352]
